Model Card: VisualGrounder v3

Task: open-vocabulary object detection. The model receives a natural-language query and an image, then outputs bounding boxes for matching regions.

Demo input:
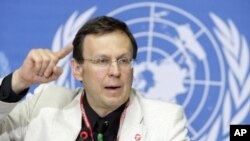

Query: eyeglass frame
[77,57,135,69]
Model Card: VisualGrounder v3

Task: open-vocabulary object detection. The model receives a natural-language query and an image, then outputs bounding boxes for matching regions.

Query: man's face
[79,30,133,112]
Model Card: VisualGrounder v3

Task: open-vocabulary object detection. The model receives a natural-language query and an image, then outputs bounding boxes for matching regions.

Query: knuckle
[43,57,50,63]
[53,55,60,62]
[36,58,43,64]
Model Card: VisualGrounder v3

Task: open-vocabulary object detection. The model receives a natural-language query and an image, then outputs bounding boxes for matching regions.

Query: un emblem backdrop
[1,1,249,140]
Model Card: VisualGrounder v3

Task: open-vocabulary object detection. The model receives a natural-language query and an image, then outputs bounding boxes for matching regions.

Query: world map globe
[108,2,225,140]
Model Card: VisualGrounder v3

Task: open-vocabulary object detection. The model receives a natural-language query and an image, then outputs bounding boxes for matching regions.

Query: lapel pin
[134,133,141,141]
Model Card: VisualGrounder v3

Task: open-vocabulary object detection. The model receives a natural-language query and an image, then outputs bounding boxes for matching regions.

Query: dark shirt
[76,94,126,141]
[0,73,28,102]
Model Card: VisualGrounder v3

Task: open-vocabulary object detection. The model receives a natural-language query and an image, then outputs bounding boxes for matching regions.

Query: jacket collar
[118,89,147,141]
[52,90,82,141]
[51,88,147,141]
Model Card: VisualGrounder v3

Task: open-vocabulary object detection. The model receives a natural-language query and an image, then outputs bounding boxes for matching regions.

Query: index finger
[55,44,73,59]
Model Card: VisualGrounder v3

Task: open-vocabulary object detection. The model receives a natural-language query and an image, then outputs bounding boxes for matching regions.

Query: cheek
[82,68,106,84]
[123,70,133,84]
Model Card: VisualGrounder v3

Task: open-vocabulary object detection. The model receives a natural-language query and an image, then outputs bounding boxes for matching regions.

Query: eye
[118,58,131,64]
[95,58,110,65]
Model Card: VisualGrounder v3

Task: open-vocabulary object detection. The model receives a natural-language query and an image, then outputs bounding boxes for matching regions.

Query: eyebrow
[93,53,132,59]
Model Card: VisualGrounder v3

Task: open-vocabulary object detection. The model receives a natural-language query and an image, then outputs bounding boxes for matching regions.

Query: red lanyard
[80,92,129,141]
[80,94,95,141]
[116,107,127,141]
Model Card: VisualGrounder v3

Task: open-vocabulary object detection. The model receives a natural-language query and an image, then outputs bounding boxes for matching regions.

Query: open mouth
[105,86,121,90]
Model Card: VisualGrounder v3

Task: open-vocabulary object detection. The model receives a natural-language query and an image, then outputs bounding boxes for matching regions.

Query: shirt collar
[83,92,127,133]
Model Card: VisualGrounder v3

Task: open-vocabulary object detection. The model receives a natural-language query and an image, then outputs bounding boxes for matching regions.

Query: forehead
[83,30,133,57]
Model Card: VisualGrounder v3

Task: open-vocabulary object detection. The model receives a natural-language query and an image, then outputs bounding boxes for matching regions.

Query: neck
[92,106,117,117]
[84,94,123,118]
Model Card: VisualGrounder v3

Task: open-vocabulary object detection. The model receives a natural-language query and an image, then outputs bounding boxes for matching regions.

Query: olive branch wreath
[51,7,97,88]
[201,13,250,141]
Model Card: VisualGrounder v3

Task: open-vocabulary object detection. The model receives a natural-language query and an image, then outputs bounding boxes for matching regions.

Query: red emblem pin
[134,133,141,141]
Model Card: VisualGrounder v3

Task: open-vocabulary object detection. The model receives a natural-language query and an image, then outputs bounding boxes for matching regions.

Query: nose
[107,61,121,77]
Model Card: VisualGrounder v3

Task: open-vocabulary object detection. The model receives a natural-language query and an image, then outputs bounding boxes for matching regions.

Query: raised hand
[12,45,73,94]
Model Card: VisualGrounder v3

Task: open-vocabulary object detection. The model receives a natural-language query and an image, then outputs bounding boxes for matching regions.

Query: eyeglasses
[80,57,135,69]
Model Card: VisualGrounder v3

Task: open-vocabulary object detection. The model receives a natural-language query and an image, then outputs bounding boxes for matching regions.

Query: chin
[104,95,127,107]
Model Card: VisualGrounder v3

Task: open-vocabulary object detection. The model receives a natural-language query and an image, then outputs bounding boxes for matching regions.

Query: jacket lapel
[51,89,147,141]
[119,90,147,141]
[52,93,82,141]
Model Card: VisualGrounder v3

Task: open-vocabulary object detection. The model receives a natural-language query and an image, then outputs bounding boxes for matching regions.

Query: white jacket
[0,83,189,141]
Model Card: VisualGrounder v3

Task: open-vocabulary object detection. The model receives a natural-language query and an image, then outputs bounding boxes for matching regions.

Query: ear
[70,59,83,81]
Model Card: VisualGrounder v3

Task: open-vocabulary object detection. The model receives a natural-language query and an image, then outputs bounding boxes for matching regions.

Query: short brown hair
[72,16,138,63]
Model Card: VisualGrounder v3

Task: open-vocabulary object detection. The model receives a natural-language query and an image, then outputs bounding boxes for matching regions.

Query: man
[0,16,190,141]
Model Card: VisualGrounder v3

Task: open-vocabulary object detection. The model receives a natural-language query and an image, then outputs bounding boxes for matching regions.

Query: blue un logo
[107,2,225,140]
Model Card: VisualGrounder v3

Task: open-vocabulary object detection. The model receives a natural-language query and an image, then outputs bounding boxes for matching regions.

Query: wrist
[12,69,31,94]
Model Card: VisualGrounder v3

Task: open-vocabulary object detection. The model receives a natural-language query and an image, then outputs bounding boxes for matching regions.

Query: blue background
[1,1,249,140]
